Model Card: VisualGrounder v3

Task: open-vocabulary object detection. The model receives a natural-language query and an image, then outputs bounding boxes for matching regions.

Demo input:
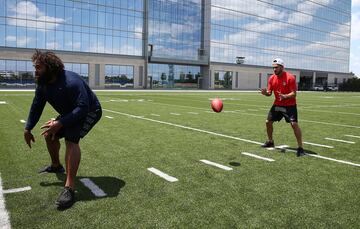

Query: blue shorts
[55,108,102,143]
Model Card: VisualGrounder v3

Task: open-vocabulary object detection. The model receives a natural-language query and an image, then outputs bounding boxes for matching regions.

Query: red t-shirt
[267,71,297,106]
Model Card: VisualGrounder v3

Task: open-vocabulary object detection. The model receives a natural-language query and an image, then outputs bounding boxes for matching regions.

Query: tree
[160,73,167,81]
[339,77,360,91]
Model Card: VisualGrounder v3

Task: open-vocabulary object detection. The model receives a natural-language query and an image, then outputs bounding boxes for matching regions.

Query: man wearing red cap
[261,58,305,157]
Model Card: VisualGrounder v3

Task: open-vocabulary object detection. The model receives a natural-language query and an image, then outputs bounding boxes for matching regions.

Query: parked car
[326,85,338,91]
[313,85,324,91]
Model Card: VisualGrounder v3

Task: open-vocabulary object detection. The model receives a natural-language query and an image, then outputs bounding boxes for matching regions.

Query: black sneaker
[297,147,306,157]
[261,140,274,148]
[55,187,75,209]
[39,165,65,174]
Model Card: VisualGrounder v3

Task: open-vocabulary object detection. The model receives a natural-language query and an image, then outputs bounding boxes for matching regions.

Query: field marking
[3,186,31,194]
[188,112,199,115]
[301,119,360,129]
[283,148,360,167]
[79,178,107,197]
[103,109,263,146]
[105,116,114,119]
[103,109,360,167]
[308,154,360,167]
[325,138,355,144]
[147,167,178,182]
[20,120,26,123]
[200,160,233,171]
[149,100,360,129]
[303,142,334,149]
[276,145,289,149]
[241,152,275,162]
[128,97,360,129]
[150,113,160,117]
[170,113,181,116]
[110,99,128,102]
[301,109,360,116]
[0,101,7,104]
[0,175,11,229]
[345,134,360,139]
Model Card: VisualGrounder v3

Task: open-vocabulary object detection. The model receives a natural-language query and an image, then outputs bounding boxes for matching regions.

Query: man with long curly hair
[24,50,102,209]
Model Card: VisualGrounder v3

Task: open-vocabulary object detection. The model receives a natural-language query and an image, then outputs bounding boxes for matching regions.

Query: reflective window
[148,0,202,61]
[210,0,351,73]
[0,59,35,88]
[0,59,89,88]
[214,71,232,89]
[64,63,89,83]
[148,64,201,89]
[0,0,144,56]
[105,64,134,88]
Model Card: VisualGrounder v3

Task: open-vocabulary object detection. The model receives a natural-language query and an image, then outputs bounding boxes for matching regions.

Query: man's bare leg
[64,140,81,189]
[266,120,274,142]
[45,135,61,167]
[291,122,303,148]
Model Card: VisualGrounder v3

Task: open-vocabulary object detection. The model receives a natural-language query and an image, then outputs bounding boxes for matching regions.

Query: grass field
[0,90,360,228]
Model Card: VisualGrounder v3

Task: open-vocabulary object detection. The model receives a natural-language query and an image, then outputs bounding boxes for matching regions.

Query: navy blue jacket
[25,70,101,130]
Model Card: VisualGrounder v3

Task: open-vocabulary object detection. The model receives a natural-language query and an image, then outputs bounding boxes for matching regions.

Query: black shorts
[267,105,298,123]
[55,108,102,143]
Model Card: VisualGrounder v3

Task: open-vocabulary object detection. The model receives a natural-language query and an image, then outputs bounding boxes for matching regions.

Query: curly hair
[32,50,64,76]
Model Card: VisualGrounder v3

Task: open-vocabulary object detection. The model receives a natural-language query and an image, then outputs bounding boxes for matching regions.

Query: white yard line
[241,152,275,162]
[276,145,289,149]
[0,101,7,104]
[307,154,360,167]
[20,120,26,123]
[301,109,360,116]
[284,148,360,167]
[103,109,263,146]
[303,142,334,149]
[3,186,31,194]
[199,160,233,171]
[170,113,181,116]
[188,112,199,115]
[344,134,360,139]
[301,120,360,129]
[325,138,355,144]
[103,109,360,167]
[79,178,107,197]
[105,116,114,119]
[147,167,178,182]
[0,175,11,229]
[142,99,360,129]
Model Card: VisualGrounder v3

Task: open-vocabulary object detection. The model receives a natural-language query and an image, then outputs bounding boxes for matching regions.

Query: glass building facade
[148,63,200,88]
[148,0,202,61]
[0,0,352,89]
[105,64,134,88]
[1,0,143,55]
[211,0,351,73]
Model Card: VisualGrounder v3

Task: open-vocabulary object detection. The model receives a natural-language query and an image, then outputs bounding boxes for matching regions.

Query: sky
[350,0,360,77]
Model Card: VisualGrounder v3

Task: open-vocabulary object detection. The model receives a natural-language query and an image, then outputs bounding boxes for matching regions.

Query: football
[211,98,223,113]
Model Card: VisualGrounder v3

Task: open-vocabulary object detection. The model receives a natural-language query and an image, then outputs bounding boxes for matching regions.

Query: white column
[313,72,316,86]
[88,63,96,88]
[99,64,105,89]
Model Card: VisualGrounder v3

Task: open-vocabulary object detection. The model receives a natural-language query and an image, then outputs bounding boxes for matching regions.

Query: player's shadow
[40,173,125,202]
[285,147,318,155]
